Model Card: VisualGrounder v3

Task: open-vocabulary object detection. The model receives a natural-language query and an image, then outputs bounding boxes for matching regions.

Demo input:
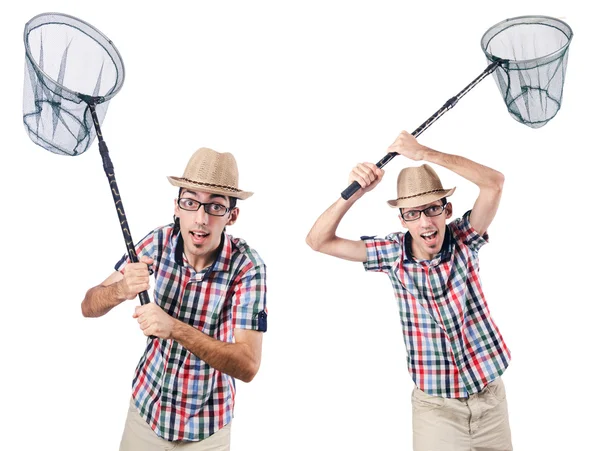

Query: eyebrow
[181,190,227,203]
[401,202,443,212]
[410,202,442,210]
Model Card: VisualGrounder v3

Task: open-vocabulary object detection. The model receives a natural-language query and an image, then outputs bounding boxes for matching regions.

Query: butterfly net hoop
[23,12,125,156]
[481,15,573,129]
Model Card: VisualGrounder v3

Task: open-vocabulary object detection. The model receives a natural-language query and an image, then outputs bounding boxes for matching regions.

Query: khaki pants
[412,378,512,451]
[119,399,231,451]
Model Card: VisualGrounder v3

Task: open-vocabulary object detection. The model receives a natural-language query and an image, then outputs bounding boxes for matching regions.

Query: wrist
[112,279,128,303]
[171,319,190,341]
[420,146,436,161]
[338,194,361,208]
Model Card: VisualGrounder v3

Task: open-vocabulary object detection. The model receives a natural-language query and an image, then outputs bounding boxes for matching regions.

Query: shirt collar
[173,230,232,273]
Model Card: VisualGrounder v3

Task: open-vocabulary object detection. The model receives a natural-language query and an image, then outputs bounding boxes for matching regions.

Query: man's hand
[388,130,505,235]
[133,303,175,339]
[118,256,154,300]
[349,162,384,195]
[388,130,429,161]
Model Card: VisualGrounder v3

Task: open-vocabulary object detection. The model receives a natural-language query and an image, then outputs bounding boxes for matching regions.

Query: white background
[2,1,598,450]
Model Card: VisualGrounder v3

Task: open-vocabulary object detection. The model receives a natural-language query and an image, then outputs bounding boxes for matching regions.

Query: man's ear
[227,208,239,226]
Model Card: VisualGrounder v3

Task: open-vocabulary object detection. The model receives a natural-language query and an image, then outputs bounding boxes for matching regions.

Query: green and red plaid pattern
[115,225,267,441]
[362,211,510,398]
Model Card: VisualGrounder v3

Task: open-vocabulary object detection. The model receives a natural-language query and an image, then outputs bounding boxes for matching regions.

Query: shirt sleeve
[361,234,402,273]
[450,210,489,253]
[231,262,268,332]
[113,228,158,274]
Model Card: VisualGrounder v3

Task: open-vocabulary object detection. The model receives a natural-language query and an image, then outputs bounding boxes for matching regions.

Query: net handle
[340,59,503,200]
[87,102,153,311]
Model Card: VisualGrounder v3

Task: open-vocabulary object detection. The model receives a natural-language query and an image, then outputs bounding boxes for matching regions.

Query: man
[82,147,267,450]
[306,131,512,450]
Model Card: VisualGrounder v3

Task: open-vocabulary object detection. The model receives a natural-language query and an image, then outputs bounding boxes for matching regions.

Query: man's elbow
[239,360,261,383]
[492,171,505,192]
[305,233,320,252]
[306,231,328,253]
[81,288,98,318]
[81,301,99,318]
[81,298,93,318]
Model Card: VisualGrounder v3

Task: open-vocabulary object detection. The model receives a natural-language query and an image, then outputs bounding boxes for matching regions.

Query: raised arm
[389,131,504,235]
[306,163,384,262]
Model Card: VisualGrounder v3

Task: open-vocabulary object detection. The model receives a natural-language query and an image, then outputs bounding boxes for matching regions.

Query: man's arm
[81,256,154,318]
[133,304,262,383]
[306,162,385,262]
[172,323,262,383]
[389,131,504,235]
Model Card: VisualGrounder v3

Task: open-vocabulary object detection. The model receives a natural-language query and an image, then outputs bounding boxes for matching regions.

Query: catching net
[482,15,573,129]
[22,12,152,309]
[341,14,573,199]
[23,12,125,156]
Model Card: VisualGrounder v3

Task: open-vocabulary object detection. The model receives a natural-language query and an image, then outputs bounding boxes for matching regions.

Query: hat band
[179,177,242,193]
[395,188,446,201]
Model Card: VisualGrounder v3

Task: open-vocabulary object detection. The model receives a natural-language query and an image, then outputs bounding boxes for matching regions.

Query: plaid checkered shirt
[362,211,510,398]
[115,224,267,441]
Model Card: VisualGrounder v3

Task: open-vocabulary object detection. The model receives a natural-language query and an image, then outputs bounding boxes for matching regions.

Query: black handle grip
[340,152,398,200]
[127,252,152,306]
[137,290,156,340]
[341,181,361,200]
[125,221,155,338]
[139,290,151,305]
[135,279,156,339]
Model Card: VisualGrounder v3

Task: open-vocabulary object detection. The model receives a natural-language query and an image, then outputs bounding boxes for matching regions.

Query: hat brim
[167,176,253,200]
[387,187,455,208]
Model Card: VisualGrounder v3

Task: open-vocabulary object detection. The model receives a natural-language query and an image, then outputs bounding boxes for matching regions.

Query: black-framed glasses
[401,204,446,222]
[177,198,231,217]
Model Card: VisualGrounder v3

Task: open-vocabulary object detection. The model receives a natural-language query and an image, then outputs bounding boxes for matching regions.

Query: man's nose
[194,205,210,224]
[418,212,434,226]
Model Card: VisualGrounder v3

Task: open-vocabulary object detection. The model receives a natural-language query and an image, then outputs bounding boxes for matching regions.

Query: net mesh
[23,13,125,156]
[481,15,573,128]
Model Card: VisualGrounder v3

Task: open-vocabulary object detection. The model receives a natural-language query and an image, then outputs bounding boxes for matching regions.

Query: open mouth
[420,230,438,244]
[190,230,209,244]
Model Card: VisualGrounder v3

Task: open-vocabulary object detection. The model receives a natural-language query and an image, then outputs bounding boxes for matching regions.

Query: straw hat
[387,164,455,208]
[167,147,253,200]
